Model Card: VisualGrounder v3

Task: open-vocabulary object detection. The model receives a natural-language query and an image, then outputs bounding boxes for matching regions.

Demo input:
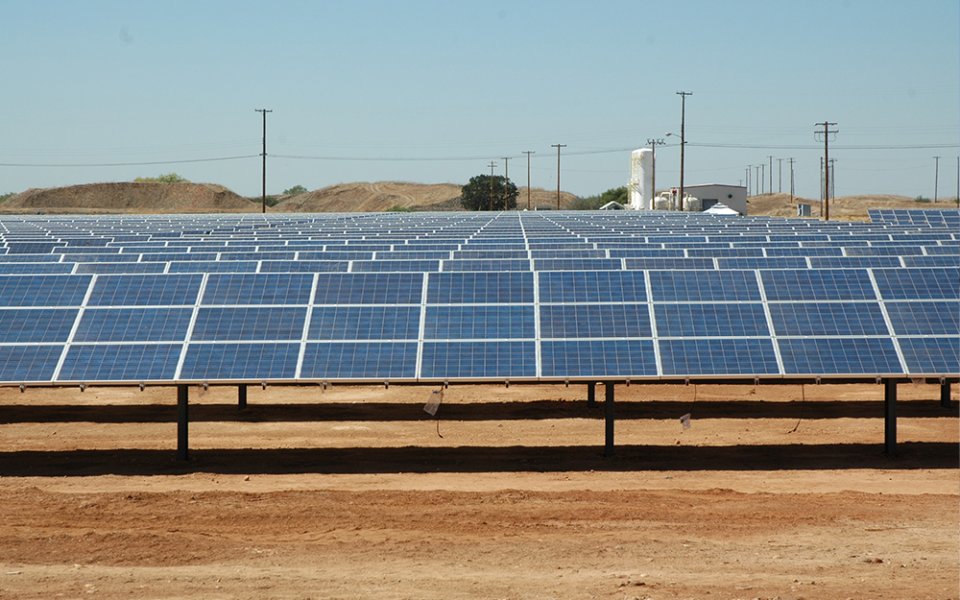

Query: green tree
[460,175,519,211]
[574,186,628,210]
[134,173,188,184]
[283,184,308,195]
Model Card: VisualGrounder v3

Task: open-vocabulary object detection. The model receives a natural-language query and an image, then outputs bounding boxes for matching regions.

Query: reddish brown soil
[0,383,957,599]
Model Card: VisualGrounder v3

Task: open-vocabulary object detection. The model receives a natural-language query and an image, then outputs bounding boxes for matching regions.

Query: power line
[0,155,258,167]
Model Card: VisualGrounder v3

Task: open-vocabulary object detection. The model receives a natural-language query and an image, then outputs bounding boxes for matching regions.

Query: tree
[134,173,187,184]
[574,186,628,210]
[283,185,307,196]
[460,175,519,211]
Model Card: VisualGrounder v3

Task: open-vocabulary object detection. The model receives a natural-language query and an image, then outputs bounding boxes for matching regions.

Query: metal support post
[884,379,896,456]
[239,384,248,410]
[604,382,615,457]
[941,381,952,408]
[586,382,595,406]
[177,384,189,461]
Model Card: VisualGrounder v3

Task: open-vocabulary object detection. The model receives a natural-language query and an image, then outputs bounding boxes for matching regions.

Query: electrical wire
[0,155,259,168]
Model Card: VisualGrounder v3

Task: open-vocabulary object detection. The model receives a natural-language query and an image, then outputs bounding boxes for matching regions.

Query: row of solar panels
[2,335,954,384]
[0,268,956,305]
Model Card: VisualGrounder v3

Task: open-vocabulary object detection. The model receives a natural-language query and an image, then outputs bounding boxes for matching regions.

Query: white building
[681,184,748,215]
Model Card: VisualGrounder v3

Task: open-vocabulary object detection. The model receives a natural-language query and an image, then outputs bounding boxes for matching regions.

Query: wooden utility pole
[487,161,497,211]
[677,91,692,210]
[815,121,838,220]
[551,144,566,209]
[523,151,534,210]
[255,108,273,213]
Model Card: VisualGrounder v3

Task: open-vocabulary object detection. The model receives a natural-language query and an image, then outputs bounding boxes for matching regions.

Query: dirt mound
[274,182,462,212]
[2,182,257,214]
[273,181,582,212]
[747,192,958,221]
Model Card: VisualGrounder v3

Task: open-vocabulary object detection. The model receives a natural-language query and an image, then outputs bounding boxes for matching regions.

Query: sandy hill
[1,182,257,214]
[274,181,582,212]
[747,193,958,221]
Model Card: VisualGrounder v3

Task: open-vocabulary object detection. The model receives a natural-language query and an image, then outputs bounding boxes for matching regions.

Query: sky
[2,0,958,201]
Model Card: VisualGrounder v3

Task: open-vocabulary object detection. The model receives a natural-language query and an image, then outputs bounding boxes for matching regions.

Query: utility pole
[487,161,497,211]
[768,155,773,195]
[676,91,692,210]
[746,166,751,196]
[829,159,836,201]
[255,108,273,213]
[523,151,534,210]
[760,163,765,194]
[777,157,783,193]
[551,144,566,209]
[788,157,796,202]
[647,138,665,209]
[933,155,940,202]
[815,121,838,220]
[755,165,761,195]
[501,156,510,182]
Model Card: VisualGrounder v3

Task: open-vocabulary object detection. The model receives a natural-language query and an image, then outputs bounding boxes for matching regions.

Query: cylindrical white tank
[629,148,654,210]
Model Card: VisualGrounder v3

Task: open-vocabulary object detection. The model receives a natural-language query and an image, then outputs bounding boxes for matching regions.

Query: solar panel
[649,270,761,302]
[897,337,960,375]
[74,308,192,342]
[0,308,77,342]
[540,304,652,338]
[0,274,91,307]
[179,342,301,380]
[655,303,769,337]
[88,274,202,307]
[59,344,183,381]
[760,269,876,301]
[309,305,421,340]
[540,340,657,378]
[659,338,780,376]
[768,302,889,336]
[0,211,957,384]
[778,338,903,375]
[300,342,418,379]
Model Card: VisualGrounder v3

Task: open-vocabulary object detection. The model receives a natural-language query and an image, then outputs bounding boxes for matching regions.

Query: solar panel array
[0,209,957,384]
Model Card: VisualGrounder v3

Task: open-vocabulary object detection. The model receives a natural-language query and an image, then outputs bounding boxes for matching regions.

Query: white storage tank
[629,148,654,210]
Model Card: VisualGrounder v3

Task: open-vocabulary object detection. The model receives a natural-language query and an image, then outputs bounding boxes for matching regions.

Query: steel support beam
[604,382,615,457]
[239,384,248,410]
[941,381,952,408]
[586,382,596,406]
[177,384,189,461]
[884,379,896,456]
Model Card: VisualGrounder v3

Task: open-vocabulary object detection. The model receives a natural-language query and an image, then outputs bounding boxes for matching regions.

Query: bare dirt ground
[747,193,959,221]
[1,182,256,214]
[0,382,957,599]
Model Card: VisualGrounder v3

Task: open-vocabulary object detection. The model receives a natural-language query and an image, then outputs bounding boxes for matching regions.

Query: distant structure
[628,148,653,209]
[628,147,747,215]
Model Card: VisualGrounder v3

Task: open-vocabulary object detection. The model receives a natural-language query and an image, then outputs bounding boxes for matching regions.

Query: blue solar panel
[0,274,91,307]
[191,307,307,341]
[442,259,531,272]
[0,263,75,275]
[539,304,652,338]
[314,273,423,305]
[885,301,960,335]
[428,272,534,304]
[623,258,714,270]
[534,258,622,271]
[168,261,259,273]
[539,271,647,303]
[74,308,192,342]
[659,338,779,376]
[872,267,960,300]
[778,338,903,375]
[656,303,769,337]
[202,273,312,305]
[300,342,417,379]
[352,260,440,273]
[0,345,62,381]
[760,269,876,301]
[901,255,960,268]
[540,340,657,378]
[897,337,960,375]
[0,308,77,342]
[420,341,536,379]
[180,342,300,380]
[769,302,889,336]
[88,274,202,306]
[74,262,168,275]
[58,344,182,381]
[309,306,421,340]
[649,270,761,302]
[424,305,534,339]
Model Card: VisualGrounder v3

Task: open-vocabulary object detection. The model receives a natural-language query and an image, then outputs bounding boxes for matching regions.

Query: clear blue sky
[2,0,958,201]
